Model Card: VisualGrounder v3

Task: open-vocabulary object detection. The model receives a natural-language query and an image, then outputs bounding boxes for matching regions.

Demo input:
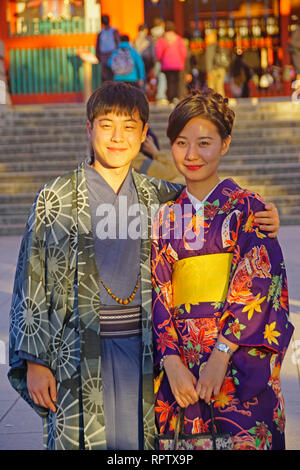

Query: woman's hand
[163,355,198,408]
[196,349,230,404]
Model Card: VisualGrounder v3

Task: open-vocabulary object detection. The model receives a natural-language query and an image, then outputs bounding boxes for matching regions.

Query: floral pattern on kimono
[151,179,294,450]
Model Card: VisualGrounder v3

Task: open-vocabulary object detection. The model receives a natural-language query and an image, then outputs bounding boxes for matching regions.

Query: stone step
[0,152,83,163]
[2,124,300,139]
[0,224,27,236]
[0,161,77,173]
[219,163,300,176]
[5,134,300,147]
[1,160,299,175]
[1,141,300,156]
[0,193,35,204]
[0,151,298,166]
[238,182,300,196]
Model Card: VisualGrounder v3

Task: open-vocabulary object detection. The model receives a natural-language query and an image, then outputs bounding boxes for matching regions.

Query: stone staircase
[0,98,300,235]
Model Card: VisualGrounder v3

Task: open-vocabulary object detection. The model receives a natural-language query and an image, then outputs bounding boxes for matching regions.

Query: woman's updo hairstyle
[167,88,235,144]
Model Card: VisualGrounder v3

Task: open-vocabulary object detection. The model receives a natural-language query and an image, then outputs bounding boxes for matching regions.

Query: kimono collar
[185,179,227,211]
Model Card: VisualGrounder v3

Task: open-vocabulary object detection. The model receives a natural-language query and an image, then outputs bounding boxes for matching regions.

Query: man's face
[87,109,148,170]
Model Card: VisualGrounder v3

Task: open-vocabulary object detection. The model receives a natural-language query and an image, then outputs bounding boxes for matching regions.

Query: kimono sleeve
[8,187,51,417]
[151,204,181,370]
[220,196,294,401]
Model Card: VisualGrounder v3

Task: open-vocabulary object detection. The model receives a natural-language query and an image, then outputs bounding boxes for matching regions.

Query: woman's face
[171,117,231,186]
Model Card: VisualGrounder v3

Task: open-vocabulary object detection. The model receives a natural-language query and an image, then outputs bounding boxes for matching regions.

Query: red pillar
[0,0,8,41]
[174,0,184,37]
[0,0,9,70]
[280,0,291,95]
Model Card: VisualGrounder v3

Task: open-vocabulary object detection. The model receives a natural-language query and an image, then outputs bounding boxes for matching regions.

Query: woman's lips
[185,165,203,171]
[107,147,127,152]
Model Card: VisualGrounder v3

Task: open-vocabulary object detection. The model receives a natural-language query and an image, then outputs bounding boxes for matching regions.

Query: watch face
[217,342,231,354]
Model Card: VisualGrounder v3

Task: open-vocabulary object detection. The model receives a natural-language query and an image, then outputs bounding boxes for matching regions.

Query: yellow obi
[172,253,233,307]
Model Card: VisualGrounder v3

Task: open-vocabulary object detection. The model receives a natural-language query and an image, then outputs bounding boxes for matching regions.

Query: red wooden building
[0,0,299,104]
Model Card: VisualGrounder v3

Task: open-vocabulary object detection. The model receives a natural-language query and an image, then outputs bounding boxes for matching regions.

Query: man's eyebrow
[97,116,138,123]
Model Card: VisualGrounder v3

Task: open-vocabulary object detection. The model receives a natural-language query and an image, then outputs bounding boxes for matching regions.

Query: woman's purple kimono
[151,179,294,450]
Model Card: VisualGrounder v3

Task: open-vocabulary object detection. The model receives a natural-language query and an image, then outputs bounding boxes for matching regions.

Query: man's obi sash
[172,253,233,307]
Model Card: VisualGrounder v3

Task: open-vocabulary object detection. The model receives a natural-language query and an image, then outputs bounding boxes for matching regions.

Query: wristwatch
[215,342,233,356]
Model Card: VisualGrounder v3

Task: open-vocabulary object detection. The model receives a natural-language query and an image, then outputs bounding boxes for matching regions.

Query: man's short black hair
[101,15,110,26]
[87,82,149,162]
[120,34,130,42]
[87,82,149,127]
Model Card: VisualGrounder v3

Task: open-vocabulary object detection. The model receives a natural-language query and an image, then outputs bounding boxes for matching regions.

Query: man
[8,82,280,450]
[96,14,120,83]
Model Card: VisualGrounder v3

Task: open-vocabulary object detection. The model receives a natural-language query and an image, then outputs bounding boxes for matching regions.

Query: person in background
[133,132,184,183]
[150,18,168,105]
[205,29,231,97]
[155,21,187,104]
[229,52,252,98]
[134,24,155,79]
[290,19,300,84]
[96,14,120,83]
[108,35,145,88]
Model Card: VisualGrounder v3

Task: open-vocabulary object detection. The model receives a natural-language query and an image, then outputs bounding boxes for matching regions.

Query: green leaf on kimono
[248,348,266,359]
[187,341,193,350]
[249,427,256,435]
[233,376,240,386]
[211,301,224,310]
[225,328,231,336]
[255,437,262,448]
[212,200,220,207]
[195,344,201,352]
[155,286,160,294]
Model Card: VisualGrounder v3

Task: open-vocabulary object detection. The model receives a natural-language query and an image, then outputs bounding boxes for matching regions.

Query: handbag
[155,402,234,450]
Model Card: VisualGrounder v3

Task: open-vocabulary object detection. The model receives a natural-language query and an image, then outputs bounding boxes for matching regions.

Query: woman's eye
[200,141,209,146]
[176,140,186,146]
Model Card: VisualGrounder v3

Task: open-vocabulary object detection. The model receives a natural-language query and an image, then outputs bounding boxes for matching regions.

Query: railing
[9,46,101,95]
[8,17,100,37]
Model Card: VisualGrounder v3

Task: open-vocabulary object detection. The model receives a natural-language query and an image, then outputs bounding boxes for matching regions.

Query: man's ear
[86,120,93,138]
[141,123,149,143]
[221,135,231,157]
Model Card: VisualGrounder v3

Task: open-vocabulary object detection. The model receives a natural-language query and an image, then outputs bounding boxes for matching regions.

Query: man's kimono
[8,161,181,450]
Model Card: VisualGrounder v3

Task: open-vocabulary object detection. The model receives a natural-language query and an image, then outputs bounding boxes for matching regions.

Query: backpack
[100,27,117,54]
[111,48,134,76]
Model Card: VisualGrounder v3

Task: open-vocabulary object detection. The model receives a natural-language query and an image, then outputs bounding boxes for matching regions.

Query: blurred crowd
[96,14,300,106]
[94,14,300,182]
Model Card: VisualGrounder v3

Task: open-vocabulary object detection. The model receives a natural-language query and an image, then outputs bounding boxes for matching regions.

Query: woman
[151,89,294,450]
[155,21,187,103]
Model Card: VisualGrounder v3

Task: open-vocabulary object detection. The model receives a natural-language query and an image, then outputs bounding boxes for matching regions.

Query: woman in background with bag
[151,89,294,450]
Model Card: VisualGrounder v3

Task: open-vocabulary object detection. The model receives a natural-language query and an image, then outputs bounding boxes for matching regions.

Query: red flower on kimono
[204,203,219,219]
[192,417,209,434]
[187,324,216,353]
[214,377,235,408]
[155,400,173,423]
[279,281,289,311]
[156,330,177,355]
